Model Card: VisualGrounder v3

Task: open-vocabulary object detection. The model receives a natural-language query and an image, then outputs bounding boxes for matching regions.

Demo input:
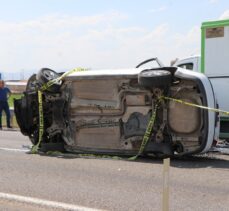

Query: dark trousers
[0,101,11,128]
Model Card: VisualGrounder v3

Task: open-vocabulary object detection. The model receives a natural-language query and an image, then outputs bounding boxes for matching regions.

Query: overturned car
[14,63,218,157]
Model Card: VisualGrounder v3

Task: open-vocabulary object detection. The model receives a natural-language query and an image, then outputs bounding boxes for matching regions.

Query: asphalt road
[0,130,229,211]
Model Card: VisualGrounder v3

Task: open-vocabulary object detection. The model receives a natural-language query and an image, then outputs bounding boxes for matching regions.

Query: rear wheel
[36,68,61,92]
[138,70,172,88]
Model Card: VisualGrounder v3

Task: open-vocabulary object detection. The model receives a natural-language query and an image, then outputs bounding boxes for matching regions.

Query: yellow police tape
[161,96,229,115]
[128,102,159,160]
[31,91,44,153]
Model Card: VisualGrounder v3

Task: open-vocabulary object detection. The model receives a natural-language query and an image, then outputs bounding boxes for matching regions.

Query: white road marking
[0,147,30,152]
[0,192,104,211]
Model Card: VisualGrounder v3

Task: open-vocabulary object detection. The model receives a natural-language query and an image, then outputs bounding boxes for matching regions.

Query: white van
[174,55,200,72]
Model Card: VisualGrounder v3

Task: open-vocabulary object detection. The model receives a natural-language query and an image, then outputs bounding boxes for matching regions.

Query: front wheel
[138,70,172,88]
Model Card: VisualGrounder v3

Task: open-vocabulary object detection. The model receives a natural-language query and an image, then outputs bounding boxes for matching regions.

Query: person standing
[0,80,12,129]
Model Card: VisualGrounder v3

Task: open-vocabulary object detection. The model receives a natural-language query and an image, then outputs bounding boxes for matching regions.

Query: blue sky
[0,0,228,77]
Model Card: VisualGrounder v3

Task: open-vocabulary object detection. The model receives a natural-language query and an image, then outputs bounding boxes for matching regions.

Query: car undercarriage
[14,66,216,157]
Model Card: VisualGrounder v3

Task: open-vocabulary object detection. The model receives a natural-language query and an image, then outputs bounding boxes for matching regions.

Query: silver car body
[15,66,218,157]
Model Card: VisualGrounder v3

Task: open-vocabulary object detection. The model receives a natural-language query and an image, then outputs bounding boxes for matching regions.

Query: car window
[178,63,193,70]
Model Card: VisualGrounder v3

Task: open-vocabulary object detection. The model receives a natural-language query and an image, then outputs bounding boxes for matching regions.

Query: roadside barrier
[163,158,170,211]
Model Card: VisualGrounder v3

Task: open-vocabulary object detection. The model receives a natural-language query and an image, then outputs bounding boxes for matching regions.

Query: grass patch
[1,93,23,127]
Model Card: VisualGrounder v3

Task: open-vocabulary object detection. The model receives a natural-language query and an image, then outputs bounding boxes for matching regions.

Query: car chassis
[14,64,217,157]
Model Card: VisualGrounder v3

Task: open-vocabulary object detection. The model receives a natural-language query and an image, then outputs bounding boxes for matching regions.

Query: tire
[26,74,37,91]
[36,68,61,92]
[138,70,172,88]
